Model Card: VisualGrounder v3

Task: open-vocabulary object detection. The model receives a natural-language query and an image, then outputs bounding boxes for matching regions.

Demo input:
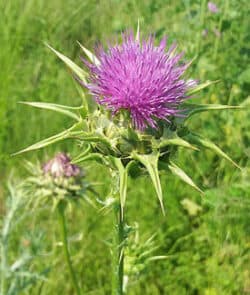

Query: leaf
[158,137,199,151]
[136,19,140,42]
[186,133,241,169]
[13,123,81,155]
[168,161,203,194]
[46,43,87,83]
[183,103,243,120]
[73,82,89,118]
[78,132,114,151]
[133,152,165,214]
[71,145,91,163]
[71,153,106,165]
[147,255,169,262]
[186,80,220,96]
[19,101,81,121]
[112,158,128,220]
[77,41,100,66]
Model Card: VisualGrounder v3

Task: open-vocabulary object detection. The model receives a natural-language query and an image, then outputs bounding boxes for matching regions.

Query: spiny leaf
[77,132,114,152]
[19,101,81,121]
[112,158,135,220]
[71,145,91,162]
[113,158,127,220]
[73,82,89,118]
[186,133,241,169]
[168,161,203,194]
[13,124,81,155]
[183,103,243,120]
[133,152,165,214]
[77,41,100,66]
[158,137,199,151]
[46,43,87,83]
[187,80,220,96]
[72,153,108,166]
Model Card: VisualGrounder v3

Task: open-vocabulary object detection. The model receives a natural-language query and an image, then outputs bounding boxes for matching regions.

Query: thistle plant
[24,153,88,295]
[15,24,242,294]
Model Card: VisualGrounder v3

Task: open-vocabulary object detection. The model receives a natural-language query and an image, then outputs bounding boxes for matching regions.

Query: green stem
[58,203,81,295]
[112,203,125,295]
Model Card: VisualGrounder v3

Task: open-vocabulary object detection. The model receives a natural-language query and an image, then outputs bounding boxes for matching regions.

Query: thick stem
[112,203,125,295]
[58,203,81,295]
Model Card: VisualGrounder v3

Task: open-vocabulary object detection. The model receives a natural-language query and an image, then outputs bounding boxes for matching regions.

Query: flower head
[43,152,81,178]
[208,2,219,13]
[83,32,196,130]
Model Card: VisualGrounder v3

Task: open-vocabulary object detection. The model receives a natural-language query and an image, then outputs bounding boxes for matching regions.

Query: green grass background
[0,0,249,294]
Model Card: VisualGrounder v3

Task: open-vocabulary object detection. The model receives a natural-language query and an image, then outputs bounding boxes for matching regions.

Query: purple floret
[82,32,196,130]
[43,153,81,178]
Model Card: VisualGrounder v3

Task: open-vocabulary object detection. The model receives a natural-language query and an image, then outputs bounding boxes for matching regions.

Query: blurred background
[0,0,249,294]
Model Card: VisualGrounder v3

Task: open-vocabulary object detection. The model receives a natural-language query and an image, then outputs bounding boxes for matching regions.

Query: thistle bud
[43,152,81,178]
[24,153,86,208]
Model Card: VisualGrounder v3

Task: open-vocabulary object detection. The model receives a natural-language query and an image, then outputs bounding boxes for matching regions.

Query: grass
[0,0,249,294]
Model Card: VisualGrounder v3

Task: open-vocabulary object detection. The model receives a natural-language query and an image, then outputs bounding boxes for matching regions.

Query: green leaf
[147,256,169,262]
[78,41,100,66]
[132,152,165,214]
[46,43,88,83]
[71,145,91,163]
[112,158,129,220]
[158,137,199,151]
[136,19,140,42]
[13,123,81,155]
[19,101,81,121]
[73,82,89,118]
[78,132,114,151]
[186,80,219,96]
[72,153,107,165]
[186,133,241,169]
[168,161,203,194]
[183,103,243,120]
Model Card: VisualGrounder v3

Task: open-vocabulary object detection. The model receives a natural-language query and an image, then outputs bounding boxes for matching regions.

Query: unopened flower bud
[43,153,81,178]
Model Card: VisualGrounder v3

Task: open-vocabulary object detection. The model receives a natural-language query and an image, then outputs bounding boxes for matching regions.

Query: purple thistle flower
[208,2,219,13]
[43,153,81,178]
[82,32,196,130]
